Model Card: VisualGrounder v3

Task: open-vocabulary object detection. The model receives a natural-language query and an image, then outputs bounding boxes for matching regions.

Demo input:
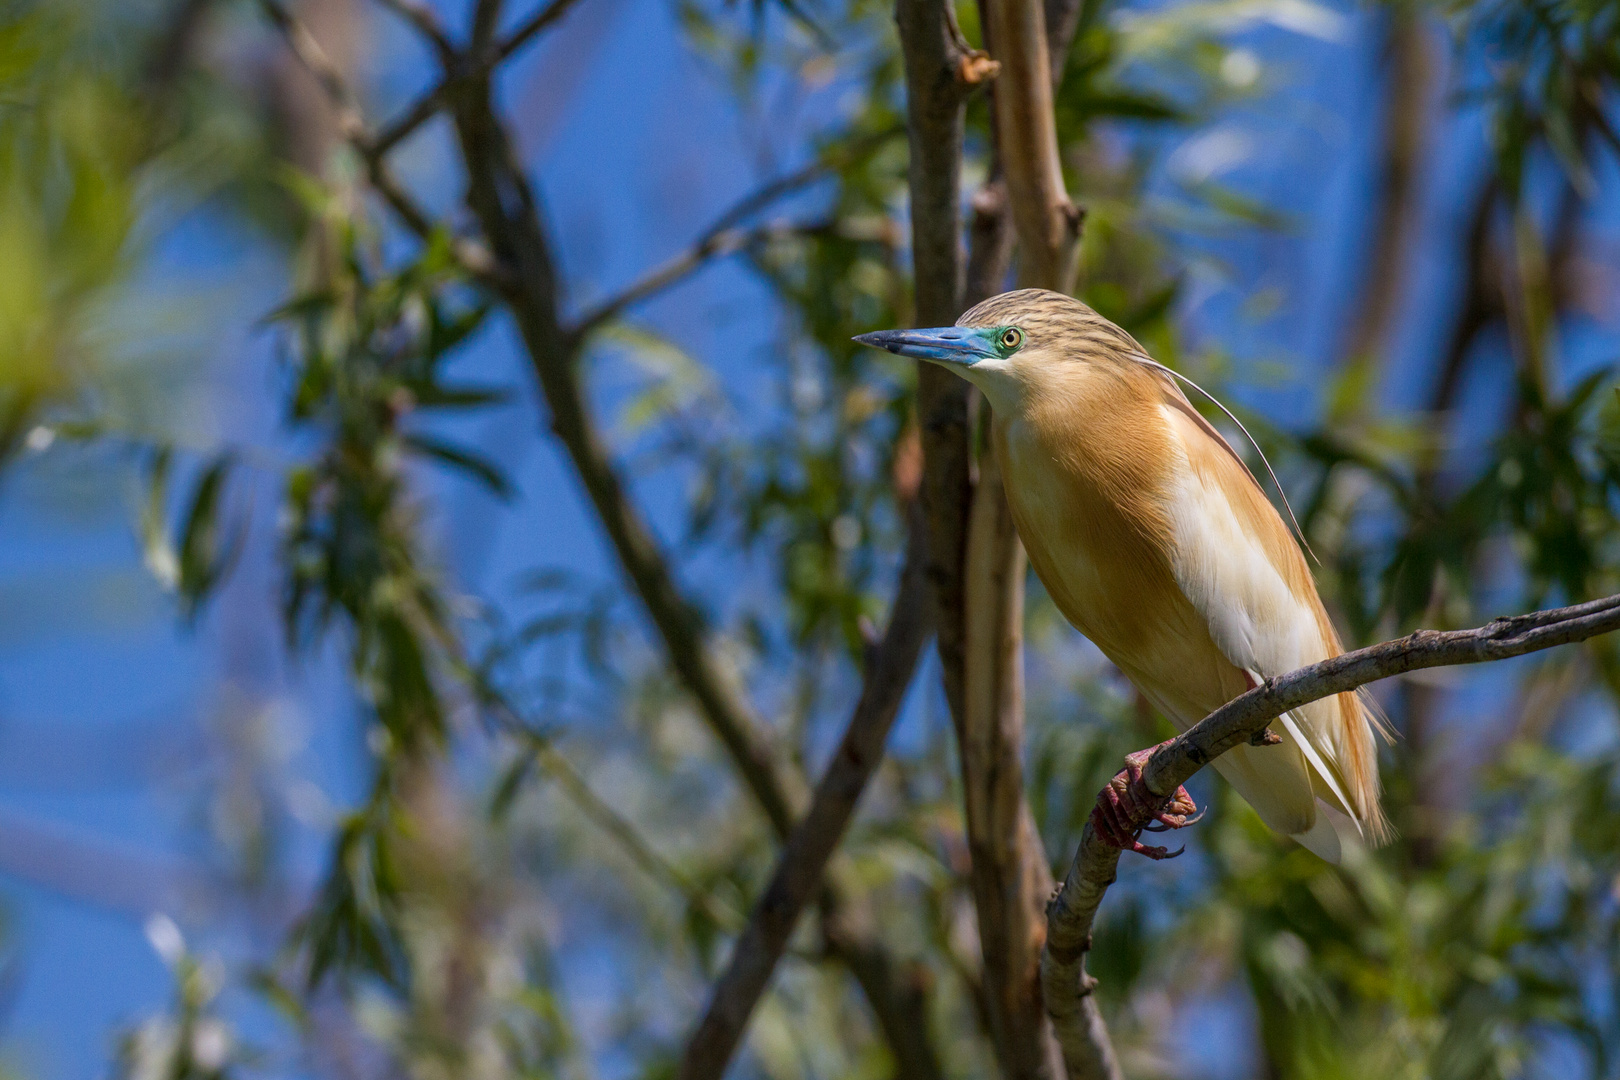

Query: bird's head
[854,289,1143,411]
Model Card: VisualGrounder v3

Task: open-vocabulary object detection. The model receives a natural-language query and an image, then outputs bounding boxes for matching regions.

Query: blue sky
[0,0,1610,1075]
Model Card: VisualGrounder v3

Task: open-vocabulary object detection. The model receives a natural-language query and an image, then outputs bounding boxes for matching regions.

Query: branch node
[1045,933,1092,965]
[957,51,1001,86]
[1248,725,1282,746]
[1061,200,1086,236]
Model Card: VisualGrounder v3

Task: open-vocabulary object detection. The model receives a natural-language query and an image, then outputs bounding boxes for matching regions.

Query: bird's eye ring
[1000,327,1023,350]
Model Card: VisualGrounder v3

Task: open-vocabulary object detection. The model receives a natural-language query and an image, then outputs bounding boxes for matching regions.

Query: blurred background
[0,0,1618,1077]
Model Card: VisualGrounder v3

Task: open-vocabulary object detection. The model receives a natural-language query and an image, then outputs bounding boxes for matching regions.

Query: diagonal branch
[257,0,503,280]
[374,0,455,61]
[449,67,810,839]
[956,0,1088,1075]
[675,506,936,1080]
[365,0,590,163]
[1042,593,1620,1071]
[567,125,898,338]
[265,1,944,1072]
[496,0,590,63]
[446,63,946,1078]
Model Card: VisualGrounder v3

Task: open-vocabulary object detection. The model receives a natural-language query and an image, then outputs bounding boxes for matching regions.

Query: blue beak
[852,326,992,366]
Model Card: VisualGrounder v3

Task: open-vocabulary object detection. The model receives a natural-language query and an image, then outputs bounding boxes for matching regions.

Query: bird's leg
[1089,739,1200,860]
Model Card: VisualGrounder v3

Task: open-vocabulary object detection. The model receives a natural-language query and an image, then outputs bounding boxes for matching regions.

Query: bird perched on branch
[857,289,1388,863]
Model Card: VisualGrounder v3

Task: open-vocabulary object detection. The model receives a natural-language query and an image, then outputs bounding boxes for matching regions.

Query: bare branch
[571,219,833,340]
[258,0,366,143]
[527,736,746,932]
[896,0,977,724]
[935,0,1092,1075]
[496,0,590,63]
[568,126,902,336]
[1043,593,1620,1066]
[675,507,937,1080]
[1042,0,1082,81]
[983,0,1080,292]
[449,70,810,838]
[960,450,1070,1080]
[1337,6,1435,401]
[257,0,502,280]
[368,83,447,160]
[374,0,455,61]
[364,0,591,165]
[965,180,1015,307]
[472,0,506,53]
[444,71,947,1073]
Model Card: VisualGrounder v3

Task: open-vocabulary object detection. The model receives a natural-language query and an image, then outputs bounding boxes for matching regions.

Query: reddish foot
[1089,739,1201,860]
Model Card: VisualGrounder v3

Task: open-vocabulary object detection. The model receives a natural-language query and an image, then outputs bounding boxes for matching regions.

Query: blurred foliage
[116,919,244,1080]
[4,0,1620,1077]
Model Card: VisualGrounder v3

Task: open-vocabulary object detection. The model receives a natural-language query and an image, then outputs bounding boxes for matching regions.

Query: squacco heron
[858,289,1387,862]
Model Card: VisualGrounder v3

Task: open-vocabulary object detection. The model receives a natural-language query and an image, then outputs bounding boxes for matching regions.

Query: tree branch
[265,0,943,1070]
[257,0,502,280]
[983,0,1080,292]
[448,69,811,839]
[953,0,1088,1075]
[895,0,978,726]
[1335,5,1434,419]
[569,127,900,339]
[570,221,823,339]
[374,0,455,61]
[1042,593,1620,1064]
[496,0,590,63]
[472,0,506,53]
[960,449,1069,1080]
[445,59,947,1078]
[675,506,937,1080]
[352,0,590,174]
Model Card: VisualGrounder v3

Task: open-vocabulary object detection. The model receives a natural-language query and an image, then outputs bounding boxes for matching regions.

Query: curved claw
[1124,833,1186,860]
[1090,743,1205,858]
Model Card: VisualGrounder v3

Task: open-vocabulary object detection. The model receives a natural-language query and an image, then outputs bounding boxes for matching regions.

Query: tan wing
[1156,394,1387,848]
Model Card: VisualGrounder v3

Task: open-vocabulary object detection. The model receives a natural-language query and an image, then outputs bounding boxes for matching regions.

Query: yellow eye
[1000,327,1023,350]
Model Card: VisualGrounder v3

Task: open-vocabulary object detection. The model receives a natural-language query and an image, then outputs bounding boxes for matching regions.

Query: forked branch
[675,507,937,1080]
[1043,593,1620,1076]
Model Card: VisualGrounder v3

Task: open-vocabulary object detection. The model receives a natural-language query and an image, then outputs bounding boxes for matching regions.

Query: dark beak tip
[852,331,897,353]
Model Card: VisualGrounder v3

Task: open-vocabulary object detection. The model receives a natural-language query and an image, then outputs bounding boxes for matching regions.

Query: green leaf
[176,454,242,622]
[490,749,537,821]
[139,446,177,591]
[411,383,512,409]
[403,433,514,499]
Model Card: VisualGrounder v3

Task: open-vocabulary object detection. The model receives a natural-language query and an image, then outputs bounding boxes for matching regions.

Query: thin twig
[1042,593,1620,1073]
[496,0,590,63]
[472,0,506,53]
[368,84,447,160]
[526,737,746,932]
[366,0,593,165]
[675,506,936,1080]
[568,127,899,337]
[374,0,455,61]
[571,219,834,339]
[438,38,945,1080]
[258,0,366,142]
[257,0,503,281]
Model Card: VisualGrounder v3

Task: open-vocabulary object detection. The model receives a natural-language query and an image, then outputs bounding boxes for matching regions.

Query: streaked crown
[958,288,1149,364]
